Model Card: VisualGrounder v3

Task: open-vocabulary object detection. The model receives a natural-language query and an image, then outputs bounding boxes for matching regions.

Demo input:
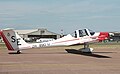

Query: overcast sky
[0,0,120,34]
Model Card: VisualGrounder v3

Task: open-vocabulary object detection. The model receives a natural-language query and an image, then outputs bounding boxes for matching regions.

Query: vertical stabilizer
[0,29,29,52]
[0,29,19,51]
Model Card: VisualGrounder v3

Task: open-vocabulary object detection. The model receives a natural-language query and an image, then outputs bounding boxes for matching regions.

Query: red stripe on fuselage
[0,31,14,51]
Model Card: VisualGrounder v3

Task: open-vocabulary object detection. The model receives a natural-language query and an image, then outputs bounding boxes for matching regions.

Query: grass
[89,42,120,49]
[0,42,6,49]
[67,42,120,50]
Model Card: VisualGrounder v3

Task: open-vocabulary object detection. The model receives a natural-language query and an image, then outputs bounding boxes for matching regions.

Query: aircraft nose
[98,32,109,41]
[100,32,109,38]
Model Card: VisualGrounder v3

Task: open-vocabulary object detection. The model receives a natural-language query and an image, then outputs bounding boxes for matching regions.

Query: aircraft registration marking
[32,43,51,48]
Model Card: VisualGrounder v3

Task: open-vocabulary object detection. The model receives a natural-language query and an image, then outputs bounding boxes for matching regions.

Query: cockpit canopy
[73,29,95,38]
[89,29,95,36]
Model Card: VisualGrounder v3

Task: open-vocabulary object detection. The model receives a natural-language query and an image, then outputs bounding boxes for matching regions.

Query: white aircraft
[0,28,111,54]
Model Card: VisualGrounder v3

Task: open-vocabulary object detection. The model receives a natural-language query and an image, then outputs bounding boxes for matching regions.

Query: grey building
[110,32,120,42]
[15,28,60,41]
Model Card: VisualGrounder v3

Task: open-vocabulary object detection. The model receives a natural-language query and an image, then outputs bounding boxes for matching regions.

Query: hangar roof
[15,28,59,35]
[15,29,38,34]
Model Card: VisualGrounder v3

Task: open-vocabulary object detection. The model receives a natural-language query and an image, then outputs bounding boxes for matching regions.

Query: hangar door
[28,35,57,39]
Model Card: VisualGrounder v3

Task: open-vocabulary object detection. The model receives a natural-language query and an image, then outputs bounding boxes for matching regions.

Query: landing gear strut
[17,50,21,54]
[79,42,93,53]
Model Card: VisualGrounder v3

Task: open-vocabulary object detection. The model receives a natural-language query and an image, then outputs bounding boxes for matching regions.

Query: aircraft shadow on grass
[65,49,112,58]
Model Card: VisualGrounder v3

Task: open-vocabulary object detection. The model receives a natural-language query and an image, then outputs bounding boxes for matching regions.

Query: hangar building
[15,28,60,42]
[110,32,120,42]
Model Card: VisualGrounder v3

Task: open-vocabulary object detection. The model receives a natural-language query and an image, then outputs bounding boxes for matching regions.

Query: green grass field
[0,43,6,49]
[90,43,120,49]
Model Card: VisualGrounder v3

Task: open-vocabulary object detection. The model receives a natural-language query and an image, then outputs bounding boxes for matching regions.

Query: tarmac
[0,45,120,74]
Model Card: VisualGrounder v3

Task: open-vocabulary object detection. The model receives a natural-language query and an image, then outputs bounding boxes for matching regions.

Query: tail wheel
[17,50,21,54]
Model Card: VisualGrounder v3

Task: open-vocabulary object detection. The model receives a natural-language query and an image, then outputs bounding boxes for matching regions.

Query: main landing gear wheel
[79,42,93,53]
[17,50,21,54]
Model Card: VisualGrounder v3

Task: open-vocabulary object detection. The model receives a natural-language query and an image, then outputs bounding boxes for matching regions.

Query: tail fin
[0,28,29,51]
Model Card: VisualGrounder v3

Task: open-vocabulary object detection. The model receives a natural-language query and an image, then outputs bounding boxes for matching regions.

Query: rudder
[0,29,19,51]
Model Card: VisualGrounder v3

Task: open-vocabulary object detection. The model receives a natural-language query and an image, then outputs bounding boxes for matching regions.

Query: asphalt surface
[0,46,120,74]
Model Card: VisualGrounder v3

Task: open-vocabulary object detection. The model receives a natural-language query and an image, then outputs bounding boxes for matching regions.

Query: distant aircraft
[0,28,112,54]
